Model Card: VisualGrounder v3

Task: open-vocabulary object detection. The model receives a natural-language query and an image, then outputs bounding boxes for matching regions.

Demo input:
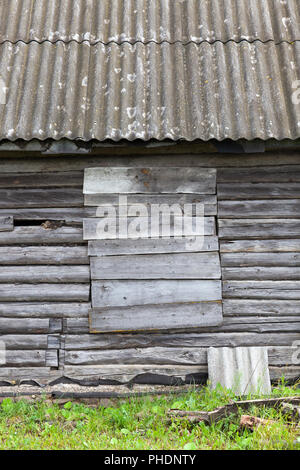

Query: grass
[0,380,299,450]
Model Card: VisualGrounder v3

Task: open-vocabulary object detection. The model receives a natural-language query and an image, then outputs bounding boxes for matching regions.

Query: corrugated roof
[0,0,299,142]
[0,41,299,142]
[0,0,299,44]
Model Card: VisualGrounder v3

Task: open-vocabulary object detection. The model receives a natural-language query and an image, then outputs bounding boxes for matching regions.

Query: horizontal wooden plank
[222,267,300,280]
[218,200,300,218]
[90,253,221,280]
[0,171,83,188]
[0,226,84,245]
[0,335,49,350]
[0,367,52,380]
[0,246,88,265]
[0,217,13,232]
[84,217,215,240]
[220,239,300,253]
[92,280,222,307]
[0,208,90,224]
[0,189,83,208]
[218,184,300,200]
[63,347,297,367]
[84,194,217,215]
[0,318,50,334]
[223,281,300,299]
[89,302,223,333]
[65,332,300,350]
[0,284,90,302]
[3,350,57,367]
[84,167,216,195]
[218,219,300,239]
[88,236,219,256]
[217,317,300,333]
[0,266,90,283]
[217,166,300,183]
[223,299,300,316]
[221,253,300,267]
[0,302,90,318]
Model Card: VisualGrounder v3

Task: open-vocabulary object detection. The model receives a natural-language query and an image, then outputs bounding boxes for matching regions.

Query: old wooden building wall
[0,151,299,386]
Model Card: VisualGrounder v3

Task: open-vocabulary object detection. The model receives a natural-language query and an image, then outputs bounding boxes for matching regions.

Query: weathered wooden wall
[0,152,299,385]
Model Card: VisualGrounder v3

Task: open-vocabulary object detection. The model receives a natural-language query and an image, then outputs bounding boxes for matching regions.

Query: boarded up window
[83,167,222,333]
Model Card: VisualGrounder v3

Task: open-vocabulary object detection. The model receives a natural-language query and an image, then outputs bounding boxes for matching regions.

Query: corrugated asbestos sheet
[0,0,299,141]
[0,0,299,44]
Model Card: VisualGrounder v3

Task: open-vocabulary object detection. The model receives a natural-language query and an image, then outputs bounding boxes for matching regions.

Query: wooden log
[0,335,49,350]
[0,284,90,301]
[223,281,300,299]
[83,167,216,195]
[217,165,300,183]
[0,226,84,245]
[90,252,221,280]
[3,350,58,367]
[63,318,89,334]
[218,219,300,239]
[0,266,90,283]
[221,239,300,253]
[0,189,83,208]
[0,318,50,334]
[88,236,219,256]
[221,252,300,267]
[218,200,300,218]
[92,280,222,307]
[84,217,216,240]
[222,267,300,280]
[0,302,90,318]
[89,302,223,333]
[0,217,13,232]
[84,194,217,216]
[0,367,52,380]
[223,299,300,316]
[0,208,94,224]
[218,184,300,200]
[214,317,300,333]
[64,332,300,350]
[0,171,83,188]
[0,246,88,265]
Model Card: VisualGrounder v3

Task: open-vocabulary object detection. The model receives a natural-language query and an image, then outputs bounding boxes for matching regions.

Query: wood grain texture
[0,172,83,188]
[218,219,300,239]
[0,266,90,283]
[85,194,217,215]
[0,217,13,232]
[89,302,223,333]
[218,200,300,218]
[0,246,88,265]
[218,184,300,200]
[223,281,300,299]
[217,165,300,183]
[84,167,216,194]
[92,280,222,307]
[221,252,300,266]
[0,208,94,224]
[88,236,219,256]
[0,318,50,334]
[0,302,90,318]
[0,284,90,302]
[84,217,215,240]
[0,226,84,245]
[0,189,83,208]
[222,267,300,280]
[223,299,300,316]
[4,350,58,367]
[90,252,221,280]
[220,239,300,253]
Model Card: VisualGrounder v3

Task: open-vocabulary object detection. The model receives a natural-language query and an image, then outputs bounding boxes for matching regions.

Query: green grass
[0,381,299,450]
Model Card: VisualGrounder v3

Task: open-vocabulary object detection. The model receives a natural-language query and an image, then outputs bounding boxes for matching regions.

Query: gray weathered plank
[217,166,300,183]
[3,350,57,367]
[219,219,300,239]
[84,167,216,195]
[0,208,92,224]
[0,226,84,245]
[89,302,223,333]
[221,253,300,266]
[88,236,219,256]
[92,280,222,307]
[0,216,13,232]
[0,266,90,283]
[222,267,300,280]
[64,332,300,351]
[0,284,90,302]
[223,299,300,316]
[0,318,50,334]
[218,184,300,200]
[220,239,300,253]
[0,246,88,265]
[84,194,217,216]
[1,335,49,350]
[0,189,83,208]
[0,367,52,380]
[90,253,221,280]
[223,281,300,299]
[218,200,300,218]
[0,302,90,318]
[0,172,83,188]
[217,317,300,333]
[84,217,215,240]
